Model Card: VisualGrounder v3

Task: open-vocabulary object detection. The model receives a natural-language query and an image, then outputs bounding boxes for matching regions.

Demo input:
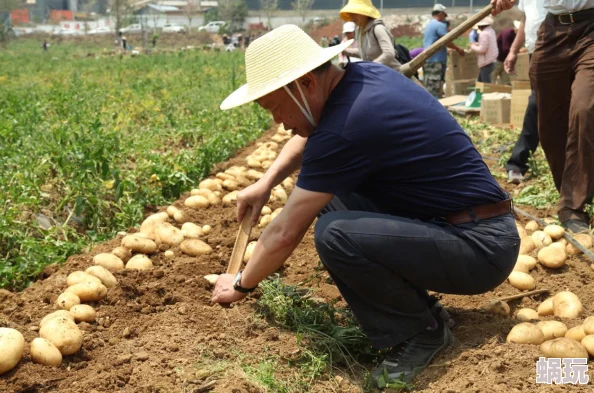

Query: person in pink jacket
[469,16,499,83]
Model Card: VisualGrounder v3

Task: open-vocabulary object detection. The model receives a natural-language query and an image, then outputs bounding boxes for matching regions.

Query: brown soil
[2,125,594,393]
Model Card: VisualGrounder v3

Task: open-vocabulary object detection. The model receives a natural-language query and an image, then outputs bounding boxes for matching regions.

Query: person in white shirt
[494,0,594,234]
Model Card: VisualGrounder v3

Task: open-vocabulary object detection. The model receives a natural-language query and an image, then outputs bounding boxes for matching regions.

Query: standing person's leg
[560,19,594,228]
[530,15,572,221]
[491,61,503,84]
[479,62,495,83]
[424,62,443,98]
[315,195,519,382]
[505,91,539,182]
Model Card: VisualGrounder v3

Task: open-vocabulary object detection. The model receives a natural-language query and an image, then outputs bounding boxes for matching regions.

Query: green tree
[0,0,22,47]
[291,0,313,23]
[218,0,247,32]
[260,0,277,30]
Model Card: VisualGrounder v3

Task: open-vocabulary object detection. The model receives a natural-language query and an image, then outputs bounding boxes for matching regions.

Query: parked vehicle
[52,28,84,36]
[88,26,114,35]
[119,24,142,34]
[198,21,226,33]
[162,23,185,33]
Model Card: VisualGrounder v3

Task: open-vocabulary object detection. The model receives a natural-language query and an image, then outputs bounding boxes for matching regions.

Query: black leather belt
[554,8,594,25]
[445,199,513,225]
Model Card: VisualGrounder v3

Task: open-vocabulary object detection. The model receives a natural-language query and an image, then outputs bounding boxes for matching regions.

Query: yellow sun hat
[340,0,381,22]
[220,25,353,110]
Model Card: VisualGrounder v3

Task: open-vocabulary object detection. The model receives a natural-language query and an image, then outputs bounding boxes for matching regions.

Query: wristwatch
[233,271,258,293]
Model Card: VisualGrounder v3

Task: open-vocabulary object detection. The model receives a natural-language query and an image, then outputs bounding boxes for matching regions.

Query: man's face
[256,79,317,138]
[437,12,447,22]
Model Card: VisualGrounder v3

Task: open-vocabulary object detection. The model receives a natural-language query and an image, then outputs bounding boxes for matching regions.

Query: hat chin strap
[283,82,316,128]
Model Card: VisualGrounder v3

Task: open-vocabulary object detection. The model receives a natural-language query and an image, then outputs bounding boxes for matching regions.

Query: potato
[282,177,295,192]
[247,158,262,168]
[66,271,102,287]
[66,282,108,302]
[166,205,180,218]
[517,255,537,270]
[537,321,568,341]
[0,328,25,375]
[30,338,62,367]
[485,300,510,316]
[540,338,588,359]
[215,173,236,181]
[185,195,209,209]
[508,271,536,290]
[173,210,189,224]
[223,179,239,191]
[566,325,586,341]
[261,160,273,169]
[181,222,202,239]
[555,238,567,247]
[245,169,264,180]
[164,250,174,258]
[202,225,212,235]
[549,242,566,252]
[180,239,212,256]
[126,255,153,270]
[243,241,257,262]
[39,317,82,355]
[259,214,272,228]
[222,191,239,205]
[553,291,583,319]
[261,206,272,216]
[85,265,118,288]
[191,189,221,206]
[512,260,530,273]
[582,316,594,335]
[204,274,219,285]
[537,297,554,316]
[271,208,283,220]
[516,308,539,322]
[581,335,594,357]
[56,292,80,311]
[519,236,535,255]
[155,222,184,247]
[531,231,552,248]
[70,305,96,323]
[93,253,125,272]
[112,246,132,262]
[544,224,565,240]
[199,178,220,191]
[234,176,252,188]
[272,187,288,203]
[516,223,528,239]
[506,322,545,345]
[40,310,74,327]
[139,212,169,239]
[566,233,593,256]
[121,235,157,254]
[537,245,567,268]
[525,220,539,234]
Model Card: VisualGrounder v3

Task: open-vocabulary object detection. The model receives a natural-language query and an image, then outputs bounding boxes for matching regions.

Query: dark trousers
[505,90,539,174]
[531,13,594,222]
[314,194,519,349]
[478,62,495,83]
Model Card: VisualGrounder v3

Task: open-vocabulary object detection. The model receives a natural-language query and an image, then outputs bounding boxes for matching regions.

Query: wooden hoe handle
[400,4,494,78]
[227,206,253,275]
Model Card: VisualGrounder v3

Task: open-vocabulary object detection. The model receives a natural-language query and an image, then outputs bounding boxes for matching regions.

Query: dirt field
[2,125,594,393]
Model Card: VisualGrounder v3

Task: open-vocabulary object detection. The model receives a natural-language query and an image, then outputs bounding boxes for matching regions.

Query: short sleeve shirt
[423,19,448,63]
[518,0,548,53]
[297,62,507,220]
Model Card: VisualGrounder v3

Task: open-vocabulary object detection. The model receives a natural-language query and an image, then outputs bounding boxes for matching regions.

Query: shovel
[400,4,494,79]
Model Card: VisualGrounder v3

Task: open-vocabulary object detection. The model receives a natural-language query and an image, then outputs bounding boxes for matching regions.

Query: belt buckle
[558,13,574,25]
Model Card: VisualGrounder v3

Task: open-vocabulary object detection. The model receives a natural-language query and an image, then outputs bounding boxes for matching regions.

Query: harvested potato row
[39,317,83,355]
[191,189,221,206]
[66,282,108,302]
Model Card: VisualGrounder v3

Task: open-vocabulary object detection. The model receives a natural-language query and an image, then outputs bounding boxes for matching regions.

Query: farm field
[2,39,594,393]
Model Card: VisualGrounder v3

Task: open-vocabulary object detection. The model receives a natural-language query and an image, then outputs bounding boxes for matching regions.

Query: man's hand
[504,52,517,74]
[211,273,248,305]
[237,180,272,226]
[457,47,465,56]
[491,0,515,16]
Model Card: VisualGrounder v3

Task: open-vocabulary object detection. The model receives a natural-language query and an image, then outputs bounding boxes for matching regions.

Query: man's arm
[470,32,489,54]
[237,135,307,225]
[491,0,516,15]
[504,15,526,74]
[211,187,334,304]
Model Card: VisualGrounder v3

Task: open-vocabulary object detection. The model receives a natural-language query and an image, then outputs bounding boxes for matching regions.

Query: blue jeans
[314,194,519,349]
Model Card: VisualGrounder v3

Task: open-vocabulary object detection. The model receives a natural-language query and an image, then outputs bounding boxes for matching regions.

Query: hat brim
[220,39,353,110]
[339,4,381,21]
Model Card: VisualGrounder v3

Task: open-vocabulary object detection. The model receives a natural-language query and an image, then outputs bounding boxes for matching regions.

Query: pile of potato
[508,220,594,291]
[505,291,594,359]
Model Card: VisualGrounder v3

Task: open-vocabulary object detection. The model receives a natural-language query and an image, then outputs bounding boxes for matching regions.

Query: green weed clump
[0,40,269,290]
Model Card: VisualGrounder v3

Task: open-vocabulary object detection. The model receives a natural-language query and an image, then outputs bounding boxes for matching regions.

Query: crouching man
[211,25,519,384]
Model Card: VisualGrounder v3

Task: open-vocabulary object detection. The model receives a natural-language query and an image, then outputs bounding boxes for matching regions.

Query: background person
[491,21,518,84]
[423,4,465,98]
[339,0,401,72]
[469,16,498,83]
[504,0,547,184]
[338,22,360,67]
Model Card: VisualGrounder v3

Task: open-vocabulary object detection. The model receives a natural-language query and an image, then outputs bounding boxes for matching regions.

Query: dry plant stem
[496,289,549,302]
[227,206,253,275]
[513,206,594,262]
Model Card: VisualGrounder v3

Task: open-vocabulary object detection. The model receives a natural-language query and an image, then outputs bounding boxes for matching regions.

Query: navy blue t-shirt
[297,62,506,220]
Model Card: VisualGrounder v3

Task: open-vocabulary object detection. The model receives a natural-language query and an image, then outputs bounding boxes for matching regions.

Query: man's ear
[301,72,317,93]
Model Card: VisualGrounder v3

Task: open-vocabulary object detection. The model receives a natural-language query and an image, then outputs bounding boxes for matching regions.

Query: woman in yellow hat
[339,0,401,71]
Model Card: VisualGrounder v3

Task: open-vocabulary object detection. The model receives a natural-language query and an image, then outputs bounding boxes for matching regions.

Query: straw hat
[340,0,381,21]
[477,16,494,27]
[432,4,448,16]
[220,25,353,110]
